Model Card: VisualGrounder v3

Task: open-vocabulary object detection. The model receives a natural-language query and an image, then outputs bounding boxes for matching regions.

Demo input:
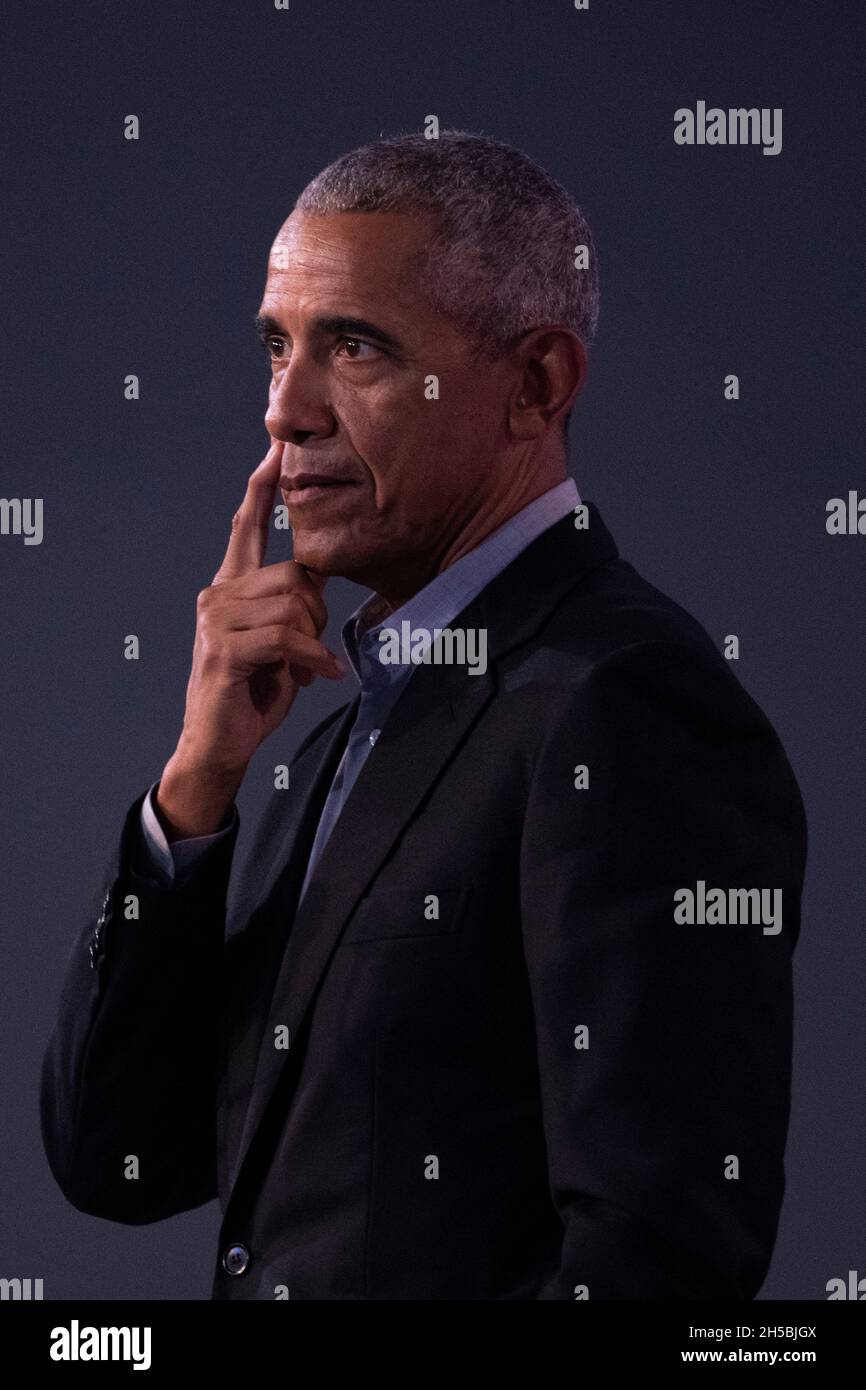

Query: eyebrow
[253,312,405,354]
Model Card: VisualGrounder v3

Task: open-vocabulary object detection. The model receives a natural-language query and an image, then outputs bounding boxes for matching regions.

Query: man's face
[258,210,515,597]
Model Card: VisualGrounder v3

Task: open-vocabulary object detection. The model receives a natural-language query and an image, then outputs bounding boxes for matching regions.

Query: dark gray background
[2,0,863,1300]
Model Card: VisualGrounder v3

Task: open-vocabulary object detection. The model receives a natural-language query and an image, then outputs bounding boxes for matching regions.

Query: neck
[370,467,570,610]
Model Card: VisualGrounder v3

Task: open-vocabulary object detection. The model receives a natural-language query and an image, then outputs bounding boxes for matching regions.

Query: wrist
[156,745,246,841]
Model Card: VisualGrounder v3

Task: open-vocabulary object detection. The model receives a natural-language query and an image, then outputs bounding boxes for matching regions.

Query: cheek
[337,378,471,504]
[337,381,418,458]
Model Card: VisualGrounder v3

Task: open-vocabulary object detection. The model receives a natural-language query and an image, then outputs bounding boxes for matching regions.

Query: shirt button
[368,729,380,745]
[222,1243,251,1276]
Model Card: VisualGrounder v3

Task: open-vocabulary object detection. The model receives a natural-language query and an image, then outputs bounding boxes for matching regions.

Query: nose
[264,355,336,446]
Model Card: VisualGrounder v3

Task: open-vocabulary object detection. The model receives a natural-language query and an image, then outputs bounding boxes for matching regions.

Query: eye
[336,336,379,361]
[261,336,285,359]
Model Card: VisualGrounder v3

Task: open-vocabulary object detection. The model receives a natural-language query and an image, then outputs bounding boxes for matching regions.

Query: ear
[509,327,587,439]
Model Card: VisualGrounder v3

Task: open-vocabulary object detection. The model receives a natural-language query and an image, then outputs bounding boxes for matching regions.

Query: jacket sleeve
[40,785,242,1225]
[519,639,807,1299]
[139,779,239,885]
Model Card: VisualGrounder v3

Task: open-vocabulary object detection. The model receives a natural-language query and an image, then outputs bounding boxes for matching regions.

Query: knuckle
[198,615,215,643]
[285,593,311,626]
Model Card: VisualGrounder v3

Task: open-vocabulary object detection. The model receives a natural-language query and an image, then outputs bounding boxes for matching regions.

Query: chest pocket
[340,886,471,944]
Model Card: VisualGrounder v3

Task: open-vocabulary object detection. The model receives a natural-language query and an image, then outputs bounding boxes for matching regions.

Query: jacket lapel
[221,696,358,1189]
[227,696,360,941]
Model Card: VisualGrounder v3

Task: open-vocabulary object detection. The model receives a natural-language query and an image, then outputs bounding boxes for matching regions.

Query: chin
[292,520,397,587]
[291,534,354,579]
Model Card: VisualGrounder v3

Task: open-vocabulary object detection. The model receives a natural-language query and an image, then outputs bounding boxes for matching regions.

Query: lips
[282,472,357,489]
[280,473,361,505]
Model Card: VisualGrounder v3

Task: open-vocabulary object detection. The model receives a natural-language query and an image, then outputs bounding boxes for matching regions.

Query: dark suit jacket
[40,502,807,1299]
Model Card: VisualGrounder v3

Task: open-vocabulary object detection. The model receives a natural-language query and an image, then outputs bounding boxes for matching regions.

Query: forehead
[263,209,432,316]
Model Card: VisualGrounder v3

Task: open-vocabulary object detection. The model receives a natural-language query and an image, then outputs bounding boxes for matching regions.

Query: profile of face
[258,210,582,601]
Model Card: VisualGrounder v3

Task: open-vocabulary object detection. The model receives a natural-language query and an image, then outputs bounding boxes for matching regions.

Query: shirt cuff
[139,780,238,885]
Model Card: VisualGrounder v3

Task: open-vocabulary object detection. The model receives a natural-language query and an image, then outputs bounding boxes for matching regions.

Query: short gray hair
[295,130,599,437]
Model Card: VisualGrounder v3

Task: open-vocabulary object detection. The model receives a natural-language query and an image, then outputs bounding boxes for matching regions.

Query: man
[41,130,807,1300]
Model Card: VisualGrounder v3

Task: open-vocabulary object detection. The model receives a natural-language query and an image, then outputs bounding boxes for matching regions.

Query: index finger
[213,440,282,582]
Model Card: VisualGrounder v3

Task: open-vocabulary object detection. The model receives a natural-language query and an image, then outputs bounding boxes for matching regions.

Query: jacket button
[222,1243,250,1276]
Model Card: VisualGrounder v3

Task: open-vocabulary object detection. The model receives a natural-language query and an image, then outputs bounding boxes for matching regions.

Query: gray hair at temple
[294,130,599,445]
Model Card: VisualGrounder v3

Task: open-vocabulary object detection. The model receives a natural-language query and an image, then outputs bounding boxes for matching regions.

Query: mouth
[280,473,362,506]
